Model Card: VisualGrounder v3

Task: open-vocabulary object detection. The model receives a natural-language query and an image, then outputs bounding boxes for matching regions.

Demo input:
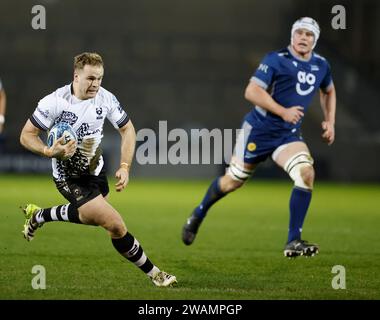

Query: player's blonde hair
[74,52,104,70]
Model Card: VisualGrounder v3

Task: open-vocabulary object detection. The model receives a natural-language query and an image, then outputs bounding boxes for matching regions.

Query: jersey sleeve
[29,93,59,131]
[320,61,333,91]
[250,53,277,89]
[106,94,130,129]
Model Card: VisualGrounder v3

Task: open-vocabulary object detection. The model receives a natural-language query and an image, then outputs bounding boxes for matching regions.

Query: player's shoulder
[262,48,291,65]
[41,84,71,100]
[97,87,116,101]
[262,48,285,60]
[312,51,331,67]
[271,48,292,58]
[97,86,113,98]
[35,85,71,119]
[38,84,69,105]
[96,86,119,104]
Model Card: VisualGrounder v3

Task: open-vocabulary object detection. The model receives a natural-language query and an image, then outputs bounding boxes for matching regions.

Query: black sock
[112,232,156,275]
[34,204,82,224]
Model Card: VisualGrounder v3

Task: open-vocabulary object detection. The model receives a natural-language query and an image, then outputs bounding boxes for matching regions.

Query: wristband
[0,114,4,124]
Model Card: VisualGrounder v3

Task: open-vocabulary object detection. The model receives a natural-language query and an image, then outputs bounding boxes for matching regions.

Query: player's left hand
[115,166,130,192]
[321,121,335,145]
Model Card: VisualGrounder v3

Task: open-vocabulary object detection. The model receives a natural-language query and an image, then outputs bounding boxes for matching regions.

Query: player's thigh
[55,173,109,208]
[78,194,125,229]
[272,141,310,169]
[227,122,262,183]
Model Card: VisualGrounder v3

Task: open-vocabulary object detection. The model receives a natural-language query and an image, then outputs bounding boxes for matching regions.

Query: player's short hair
[74,52,104,70]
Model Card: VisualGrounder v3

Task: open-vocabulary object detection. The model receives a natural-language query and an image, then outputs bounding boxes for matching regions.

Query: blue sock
[194,177,226,219]
[287,187,312,243]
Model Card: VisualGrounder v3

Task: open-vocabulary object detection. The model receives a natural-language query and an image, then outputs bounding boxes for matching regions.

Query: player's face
[292,28,314,56]
[74,65,104,100]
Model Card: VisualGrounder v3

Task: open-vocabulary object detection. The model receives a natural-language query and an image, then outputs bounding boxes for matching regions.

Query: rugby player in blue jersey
[182,17,336,257]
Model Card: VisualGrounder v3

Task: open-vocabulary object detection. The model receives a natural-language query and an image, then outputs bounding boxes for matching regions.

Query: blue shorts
[234,116,304,164]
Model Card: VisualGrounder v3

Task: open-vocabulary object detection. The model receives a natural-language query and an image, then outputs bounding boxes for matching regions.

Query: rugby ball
[47,122,77,147]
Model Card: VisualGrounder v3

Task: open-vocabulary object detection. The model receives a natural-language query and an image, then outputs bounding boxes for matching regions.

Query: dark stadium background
[1,0,380,304]
[0,0,379,182]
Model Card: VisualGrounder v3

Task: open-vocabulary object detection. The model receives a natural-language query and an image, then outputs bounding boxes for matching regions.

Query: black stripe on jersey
[116,113,127,125]
[116,112,127,124]
[116,113,130,128]
[30,115,48,131]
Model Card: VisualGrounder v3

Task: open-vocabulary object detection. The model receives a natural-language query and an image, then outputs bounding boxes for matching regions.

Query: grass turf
[0,174,379,299]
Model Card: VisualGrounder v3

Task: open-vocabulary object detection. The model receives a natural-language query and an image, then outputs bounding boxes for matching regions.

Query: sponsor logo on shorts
[73,188,83,201]
[247,143,257,152]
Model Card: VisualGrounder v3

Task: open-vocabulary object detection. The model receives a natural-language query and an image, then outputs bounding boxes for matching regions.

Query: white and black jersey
[30,84,129,181]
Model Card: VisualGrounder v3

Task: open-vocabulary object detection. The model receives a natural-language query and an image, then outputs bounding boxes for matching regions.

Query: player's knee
[224,161,254,192]
[104,216,127,238]
[220,175,244,193]
[300,165,315,189]
[284,151,314,190]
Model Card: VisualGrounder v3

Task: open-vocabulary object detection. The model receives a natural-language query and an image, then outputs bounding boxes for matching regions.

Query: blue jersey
[247,47,333,133]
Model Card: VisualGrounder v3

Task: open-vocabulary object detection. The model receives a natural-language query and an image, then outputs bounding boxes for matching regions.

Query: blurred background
[1,0,379,181]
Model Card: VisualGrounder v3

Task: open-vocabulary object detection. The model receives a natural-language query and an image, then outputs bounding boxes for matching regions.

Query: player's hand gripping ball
[47,122,77,147]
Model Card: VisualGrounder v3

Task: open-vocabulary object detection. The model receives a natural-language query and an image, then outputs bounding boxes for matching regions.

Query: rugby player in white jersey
[20,52,177,287]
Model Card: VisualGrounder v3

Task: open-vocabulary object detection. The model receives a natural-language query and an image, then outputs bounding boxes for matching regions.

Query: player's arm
[0,88,6,133]
[319,84,336,145]
[20,119,76,159]
[115,120,136,192]
[244,81,304,124]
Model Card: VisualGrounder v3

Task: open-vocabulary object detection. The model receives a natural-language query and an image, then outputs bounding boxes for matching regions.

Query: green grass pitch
[0,174,379,299]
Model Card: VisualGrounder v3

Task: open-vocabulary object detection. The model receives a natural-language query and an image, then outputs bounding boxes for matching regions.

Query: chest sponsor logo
[296,71,316,96]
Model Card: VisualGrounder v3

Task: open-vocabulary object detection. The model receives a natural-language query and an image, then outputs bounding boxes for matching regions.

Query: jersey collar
[287,45,313,62]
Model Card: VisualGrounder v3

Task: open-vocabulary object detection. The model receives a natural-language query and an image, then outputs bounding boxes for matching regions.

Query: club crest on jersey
[96,107,103,119]
[311,65,319,71]
[296,71,315,96]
